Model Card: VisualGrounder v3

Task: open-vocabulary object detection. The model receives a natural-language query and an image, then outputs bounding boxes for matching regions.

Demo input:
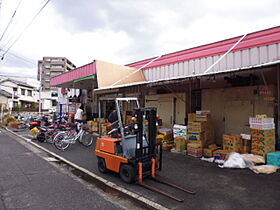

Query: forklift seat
[123,135,148,159]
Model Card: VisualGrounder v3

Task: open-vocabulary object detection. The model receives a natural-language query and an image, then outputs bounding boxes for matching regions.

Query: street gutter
[3,127,169,210]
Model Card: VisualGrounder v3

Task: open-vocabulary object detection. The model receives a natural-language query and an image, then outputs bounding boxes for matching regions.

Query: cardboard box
[195,114,211,122]
[187,143,202,158]
[223,134,242,153]
[267,152,280,167]
[173,124,187,138]
[203,148,215,157]
[188,113,196,122]
[188,132,214,148]
[188,121,208,132]
[101,123,111,136]
[213,150,231,160]
[158,128,172,135]
[175,136,187,152]
[251,129,276,157]
[187,132,206,141]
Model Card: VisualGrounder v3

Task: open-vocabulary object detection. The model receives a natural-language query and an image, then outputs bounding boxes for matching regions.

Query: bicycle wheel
[53,132,70,150]
[81,131,93,147]
[45,130,56,143]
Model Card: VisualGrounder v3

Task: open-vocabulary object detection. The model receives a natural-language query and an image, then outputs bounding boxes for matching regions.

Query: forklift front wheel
[97,158,107,173]
[120,164,136,184]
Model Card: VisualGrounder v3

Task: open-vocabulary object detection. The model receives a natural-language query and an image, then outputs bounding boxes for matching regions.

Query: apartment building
[38,57,76,91]
[38,57,76,110]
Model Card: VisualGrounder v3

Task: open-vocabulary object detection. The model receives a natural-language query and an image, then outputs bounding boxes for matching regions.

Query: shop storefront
[51,26,280,154]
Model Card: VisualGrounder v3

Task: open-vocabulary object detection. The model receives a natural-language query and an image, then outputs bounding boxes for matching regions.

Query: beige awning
[96,60,146,88]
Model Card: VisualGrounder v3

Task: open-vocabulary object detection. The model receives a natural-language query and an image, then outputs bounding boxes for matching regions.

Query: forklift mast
[134,107,158,163]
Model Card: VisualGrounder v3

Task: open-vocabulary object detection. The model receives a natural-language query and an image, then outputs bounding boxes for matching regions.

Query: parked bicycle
[36,123,72,143]
[53,122,93,150]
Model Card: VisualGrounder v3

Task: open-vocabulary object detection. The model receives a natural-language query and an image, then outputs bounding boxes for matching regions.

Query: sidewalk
[0,129,131,210]
[6,128,280,210]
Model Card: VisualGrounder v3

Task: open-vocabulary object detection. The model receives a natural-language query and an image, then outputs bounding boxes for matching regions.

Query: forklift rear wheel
[120,164,136,184]
[97,158,107,173]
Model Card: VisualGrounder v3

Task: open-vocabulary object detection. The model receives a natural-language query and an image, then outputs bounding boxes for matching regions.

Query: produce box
[188,113,196,122]
[249,117,274,124]
[173,124,187,138]
[187,143,202,158]
[175,136,187,152]
[101,123,111,136]
[196,110,210,115]
[203,148,215,157]
[251,145,275,157]
[157,134,172,141]
[251,129,275,138]
[250,123,275,130]
[251,129,276,157]
[213,149,231,160]
[188,132,214,148]
[195,114,211,122]
[203,144,218,157]
[187,132,206,141]
[223,134,242,153]
[267,152,280,167]
[188,121,208,132]
[87,120,98,132]
[158,128,172,135]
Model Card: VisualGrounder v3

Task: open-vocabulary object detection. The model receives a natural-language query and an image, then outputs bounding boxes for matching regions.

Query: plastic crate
[249,117,274,124]
[250,123,275,130]
[267,152,280,167]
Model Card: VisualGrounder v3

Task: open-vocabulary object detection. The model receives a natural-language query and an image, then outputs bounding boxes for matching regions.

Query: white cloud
[0,0,279,77]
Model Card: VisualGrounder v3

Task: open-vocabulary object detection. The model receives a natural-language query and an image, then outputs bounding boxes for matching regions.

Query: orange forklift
[95,98,195,202]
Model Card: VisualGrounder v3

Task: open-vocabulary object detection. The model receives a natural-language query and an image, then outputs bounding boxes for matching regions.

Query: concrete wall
[202,85,275,145]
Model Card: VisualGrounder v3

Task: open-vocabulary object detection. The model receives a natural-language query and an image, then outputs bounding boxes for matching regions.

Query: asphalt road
[5,128,280,210]
[0,129,143,210]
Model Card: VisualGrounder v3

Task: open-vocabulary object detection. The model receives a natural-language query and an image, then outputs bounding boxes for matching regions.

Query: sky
[0,0,279,79]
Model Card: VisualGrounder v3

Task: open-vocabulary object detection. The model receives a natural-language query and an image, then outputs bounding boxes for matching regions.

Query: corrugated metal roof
[128,26,280,70]
[94,60,280,92]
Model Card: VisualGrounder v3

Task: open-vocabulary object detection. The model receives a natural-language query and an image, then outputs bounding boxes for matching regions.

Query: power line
[0,0,23,43]
[6,51,36,65]
[1,0,51,60]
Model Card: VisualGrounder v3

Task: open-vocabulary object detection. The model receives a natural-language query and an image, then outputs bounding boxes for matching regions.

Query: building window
[21,88,25,95]
[51,65,63,68]
[27,90,32,96]
[13,87,17,92]
[51,91,58,97]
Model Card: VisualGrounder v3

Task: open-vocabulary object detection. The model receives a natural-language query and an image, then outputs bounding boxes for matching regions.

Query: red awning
[127,26,280,70]
[50,62,96,86]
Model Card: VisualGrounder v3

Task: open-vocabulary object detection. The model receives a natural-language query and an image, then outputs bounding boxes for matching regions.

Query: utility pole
[39,65,42,114]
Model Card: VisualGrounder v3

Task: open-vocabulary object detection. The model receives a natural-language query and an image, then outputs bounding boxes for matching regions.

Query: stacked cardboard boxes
[187,142,202,158]
[249,117,275,157]
[173,124,187,153]
[251,129,275,157]
[158,128,173,150]
[87,120,99,132]
[203,144,219,157]
[187,112,214,148]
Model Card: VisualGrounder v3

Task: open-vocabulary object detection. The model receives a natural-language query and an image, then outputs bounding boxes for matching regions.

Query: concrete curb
[4,127,169,210]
